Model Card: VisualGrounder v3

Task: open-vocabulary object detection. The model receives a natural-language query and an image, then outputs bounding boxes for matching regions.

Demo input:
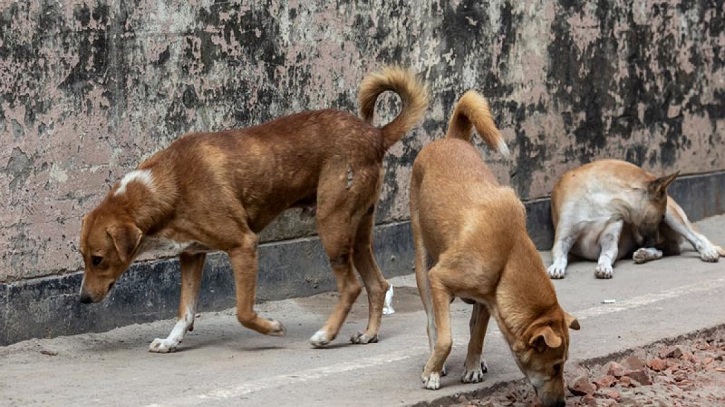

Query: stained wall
[1,0,723,282]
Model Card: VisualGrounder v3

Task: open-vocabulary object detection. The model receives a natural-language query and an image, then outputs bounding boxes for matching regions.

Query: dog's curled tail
[358,66,429,150]
[446,90,510,157]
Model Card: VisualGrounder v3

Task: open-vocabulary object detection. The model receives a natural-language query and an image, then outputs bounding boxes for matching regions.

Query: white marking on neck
[114,169,155,196]
[138,236,210,256]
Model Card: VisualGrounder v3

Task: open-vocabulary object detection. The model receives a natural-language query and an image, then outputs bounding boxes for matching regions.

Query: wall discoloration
[1,0,723,282]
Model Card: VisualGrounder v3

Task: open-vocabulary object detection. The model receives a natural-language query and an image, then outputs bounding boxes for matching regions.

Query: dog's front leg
[421,270,453,390]
[548,227,577,279]
[595,220,623,279]
[150,253,206,353]
[230,234,286,336]
[462,302,490,384]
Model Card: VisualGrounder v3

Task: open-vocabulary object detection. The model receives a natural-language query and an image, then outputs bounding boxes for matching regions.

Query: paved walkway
[1,216,724,407]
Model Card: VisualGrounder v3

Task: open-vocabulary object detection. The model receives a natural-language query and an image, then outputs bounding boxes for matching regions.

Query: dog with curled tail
[411,91,579,407]
[79,66,429,352]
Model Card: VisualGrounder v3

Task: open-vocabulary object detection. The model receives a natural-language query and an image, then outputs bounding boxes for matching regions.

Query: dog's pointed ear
[565,312,580,330]
[648,171,679,200]
[529,326,562,351]
[107,223,143,263]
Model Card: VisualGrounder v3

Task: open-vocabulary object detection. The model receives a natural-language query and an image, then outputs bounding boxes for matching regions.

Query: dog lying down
[548,159,725,279]
[79,66,429,352]
[410,90,579,407]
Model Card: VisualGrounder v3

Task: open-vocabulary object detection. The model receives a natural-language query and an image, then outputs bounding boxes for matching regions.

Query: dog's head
[78,207,143,303]
[511,309,580,407]
[634,171,679,245]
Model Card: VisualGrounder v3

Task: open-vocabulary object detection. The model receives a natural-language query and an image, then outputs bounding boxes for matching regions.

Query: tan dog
[411,91,579,407]
[547,159,724,279]
[79,66,429,352]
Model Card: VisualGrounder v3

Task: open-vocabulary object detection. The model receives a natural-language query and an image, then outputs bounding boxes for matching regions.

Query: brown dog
[547,159,725,279]
[79,66,429,352]
[410,91,579,407]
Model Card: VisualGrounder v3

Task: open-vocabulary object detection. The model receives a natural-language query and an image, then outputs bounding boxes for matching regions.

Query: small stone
[599,389,622,402]
[624,369,652,385]
[659,345,683,359]
[593,374,617,389]
[602,361,625,378]
[647,358,666,372]
[622,355,646,370]
[619,375,633,387]
[568,375,596,396]
[581,394,597,405]
[703,357,714,365]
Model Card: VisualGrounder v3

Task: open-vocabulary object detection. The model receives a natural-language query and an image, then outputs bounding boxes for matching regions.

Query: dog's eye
[91,256,103,266]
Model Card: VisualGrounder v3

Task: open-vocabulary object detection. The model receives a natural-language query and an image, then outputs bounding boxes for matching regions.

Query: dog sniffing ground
[447,327,725,407]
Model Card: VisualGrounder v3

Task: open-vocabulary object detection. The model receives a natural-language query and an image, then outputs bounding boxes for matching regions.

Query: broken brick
[602,361,625,378]
[593,374,617,389]
[647,358,666,372]
[568,375,596,396]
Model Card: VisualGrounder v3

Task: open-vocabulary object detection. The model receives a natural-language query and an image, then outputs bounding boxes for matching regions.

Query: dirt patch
[447,327,725,407]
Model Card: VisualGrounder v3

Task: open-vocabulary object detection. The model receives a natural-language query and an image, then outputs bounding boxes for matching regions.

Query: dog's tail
[358,66,429,150]
[446,90,510,157]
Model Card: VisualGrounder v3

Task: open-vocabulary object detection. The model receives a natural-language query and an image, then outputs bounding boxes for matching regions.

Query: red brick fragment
[624,368,652,385]
[599,389,622,402]
[659,345,683,359]
[568,376,596,396]
[593,374,617,389]
[647,358,666,372]
[602,361,625,378]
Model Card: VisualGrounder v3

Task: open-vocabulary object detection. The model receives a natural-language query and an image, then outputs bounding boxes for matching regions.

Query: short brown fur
[410,91,578,407]
[79,66,429,351]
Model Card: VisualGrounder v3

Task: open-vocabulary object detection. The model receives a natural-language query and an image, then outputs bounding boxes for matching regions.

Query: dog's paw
[698,245,721,262]
[422,371,441,390]
[633,248,663,264]
[594,264,614,279]
[149,338,178,353]
[267,319,286,336]
[547,264,567,279]
[309,329,331,348]
[461,360,488,383]
[350,331,378,344]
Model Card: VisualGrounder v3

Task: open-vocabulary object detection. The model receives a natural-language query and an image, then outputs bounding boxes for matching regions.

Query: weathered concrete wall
[1,0,724,284]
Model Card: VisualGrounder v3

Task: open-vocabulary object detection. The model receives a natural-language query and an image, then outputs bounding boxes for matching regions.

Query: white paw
[422,372,441,390]
[595,264,613,279]
[383,284,395,315]
[149,338,178,353]
[699,245,720,262]
[309,329,331,348]
[350,331,378,344]
[547,264,567,279]
[633,248,662,264]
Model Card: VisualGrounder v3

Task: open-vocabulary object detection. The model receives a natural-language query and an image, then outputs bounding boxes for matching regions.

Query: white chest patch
[114,169,155,196]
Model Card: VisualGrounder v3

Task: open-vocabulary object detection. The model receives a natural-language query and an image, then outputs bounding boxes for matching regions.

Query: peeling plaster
[0,0,723,282]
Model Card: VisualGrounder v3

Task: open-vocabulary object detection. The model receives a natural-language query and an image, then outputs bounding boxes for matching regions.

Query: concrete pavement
[1,215,724,407]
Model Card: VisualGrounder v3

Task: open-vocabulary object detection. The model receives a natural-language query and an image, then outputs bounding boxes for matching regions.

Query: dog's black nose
[79,293,93,304]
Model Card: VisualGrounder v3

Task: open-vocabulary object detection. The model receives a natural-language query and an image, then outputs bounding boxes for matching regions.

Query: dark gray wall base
[1,170,723,346]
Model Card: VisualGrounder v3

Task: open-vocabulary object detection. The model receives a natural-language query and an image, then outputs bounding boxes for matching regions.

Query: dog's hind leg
[595,220,623,279]
[411,199,446,375]
[150,253,206,353]
[421,266,454,390]
[310,208,363,348]
[350,207,389,344]
[231,233,287,337]
[665,197,722,262]
[462,302,490,384]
